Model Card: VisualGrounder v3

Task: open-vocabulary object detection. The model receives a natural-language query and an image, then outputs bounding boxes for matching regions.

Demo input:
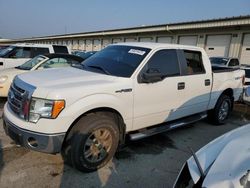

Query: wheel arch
[62,107,127,149]
[221,88,234,109]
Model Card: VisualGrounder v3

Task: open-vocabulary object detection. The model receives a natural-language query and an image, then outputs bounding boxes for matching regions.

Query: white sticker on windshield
[128,49,146,56]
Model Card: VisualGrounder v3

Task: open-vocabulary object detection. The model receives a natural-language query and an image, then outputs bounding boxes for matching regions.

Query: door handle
[205,79,211,86]
[178,82,185,90]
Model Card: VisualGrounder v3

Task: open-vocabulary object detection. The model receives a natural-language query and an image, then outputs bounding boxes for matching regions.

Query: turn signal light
[52,100,65,118]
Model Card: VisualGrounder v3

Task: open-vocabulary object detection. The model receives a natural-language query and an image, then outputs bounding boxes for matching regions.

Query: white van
[0,43,70,69]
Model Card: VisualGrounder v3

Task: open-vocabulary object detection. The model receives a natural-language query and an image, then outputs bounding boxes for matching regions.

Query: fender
[208,77,243,110]
[58,93,133,132]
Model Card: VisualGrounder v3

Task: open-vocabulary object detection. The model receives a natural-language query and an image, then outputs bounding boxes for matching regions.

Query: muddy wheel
[63,112,119,172]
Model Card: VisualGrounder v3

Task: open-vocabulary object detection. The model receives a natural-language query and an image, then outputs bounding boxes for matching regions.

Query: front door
[133,49,185,130]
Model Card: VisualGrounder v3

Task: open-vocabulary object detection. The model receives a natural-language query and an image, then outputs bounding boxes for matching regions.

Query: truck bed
[208,67,245,110]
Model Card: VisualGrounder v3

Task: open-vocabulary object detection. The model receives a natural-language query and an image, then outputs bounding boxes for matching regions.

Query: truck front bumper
[3,115,66,154]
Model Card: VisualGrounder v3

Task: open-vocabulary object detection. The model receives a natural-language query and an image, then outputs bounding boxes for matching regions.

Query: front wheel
[63,112,119,172]
[208,94,232,125]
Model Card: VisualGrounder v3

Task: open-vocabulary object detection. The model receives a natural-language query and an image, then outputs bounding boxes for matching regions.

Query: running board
[129,112,207,141]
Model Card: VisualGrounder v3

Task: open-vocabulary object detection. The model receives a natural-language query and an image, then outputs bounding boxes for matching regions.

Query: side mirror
[139,68,163,83]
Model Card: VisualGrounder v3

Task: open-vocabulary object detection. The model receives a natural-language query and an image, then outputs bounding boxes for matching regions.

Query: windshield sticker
[128,49,146,56]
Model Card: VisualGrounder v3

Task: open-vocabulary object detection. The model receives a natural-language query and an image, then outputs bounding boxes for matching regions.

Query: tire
[62,112,119,172]
[208,94,232,125]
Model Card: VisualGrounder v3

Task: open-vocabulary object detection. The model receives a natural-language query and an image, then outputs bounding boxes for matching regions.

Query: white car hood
[16,67,119,99]
[17,67,116,88]
[187,124,250,188]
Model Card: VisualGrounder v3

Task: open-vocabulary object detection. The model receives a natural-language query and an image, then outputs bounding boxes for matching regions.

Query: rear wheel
[62,112,119,172]
[208,94,232,125]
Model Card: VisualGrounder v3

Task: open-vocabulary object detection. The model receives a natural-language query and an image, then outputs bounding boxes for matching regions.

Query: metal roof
[7,15,250,41]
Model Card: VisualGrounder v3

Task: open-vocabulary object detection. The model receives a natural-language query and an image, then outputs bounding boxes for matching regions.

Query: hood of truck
[16,67,120,98]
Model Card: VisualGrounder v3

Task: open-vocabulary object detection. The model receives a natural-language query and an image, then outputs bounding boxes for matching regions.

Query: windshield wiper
[15,66,30,70]
[87,65,111,75]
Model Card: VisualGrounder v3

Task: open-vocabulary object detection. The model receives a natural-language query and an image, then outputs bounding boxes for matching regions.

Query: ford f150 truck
[3,43,245,172]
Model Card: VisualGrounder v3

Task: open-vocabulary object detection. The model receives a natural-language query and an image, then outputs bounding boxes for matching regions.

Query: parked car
[210,57,240,68]
[0,45,9,50]
[77,51,97,60]
[174,123,250,188]
[241,65,250,103]
[0,53,83,97]
[3,43,245,172]
[0,43,70,70]
[241,65,250,85]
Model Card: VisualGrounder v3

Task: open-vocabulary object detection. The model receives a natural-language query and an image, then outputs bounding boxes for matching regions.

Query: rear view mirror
[139,68,163,83]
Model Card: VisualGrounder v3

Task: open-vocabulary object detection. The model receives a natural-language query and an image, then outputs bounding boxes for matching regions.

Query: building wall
[3,17,250,64]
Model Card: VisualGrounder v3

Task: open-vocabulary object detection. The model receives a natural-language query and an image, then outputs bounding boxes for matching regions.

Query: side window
[228,59,239,66]
[31,47,50,57]
[183,50,205,75]
[53,45,69,53]
[8,47,31,58]
[144,49,180,77]
[40,58,71,69]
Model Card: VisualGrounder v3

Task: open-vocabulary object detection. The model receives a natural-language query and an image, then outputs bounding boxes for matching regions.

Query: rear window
[53,45,69,53]
[183,50,205,74]
[31,47,50,57]
[210,57,229,65]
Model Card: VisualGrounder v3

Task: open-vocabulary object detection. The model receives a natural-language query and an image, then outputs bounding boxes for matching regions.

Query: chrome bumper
[3,115,65,154]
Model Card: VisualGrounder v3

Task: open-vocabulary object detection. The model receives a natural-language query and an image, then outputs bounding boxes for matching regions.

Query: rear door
[177,49,211,115]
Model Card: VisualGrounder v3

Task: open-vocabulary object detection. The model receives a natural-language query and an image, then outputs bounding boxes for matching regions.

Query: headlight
[29,98,65,123]
[0,75,8,84]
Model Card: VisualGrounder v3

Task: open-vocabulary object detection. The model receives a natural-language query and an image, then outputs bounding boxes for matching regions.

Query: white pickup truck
[3,43,245,172]
[0,43,70,69]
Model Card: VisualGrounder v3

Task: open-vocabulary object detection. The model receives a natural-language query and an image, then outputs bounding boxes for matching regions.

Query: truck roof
[112,42,204,51]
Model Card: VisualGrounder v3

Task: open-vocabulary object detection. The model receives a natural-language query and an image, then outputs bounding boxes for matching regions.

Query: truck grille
[8,81,29,120]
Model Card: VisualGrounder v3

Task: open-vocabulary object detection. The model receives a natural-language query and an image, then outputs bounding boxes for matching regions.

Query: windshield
[16,55,46,70]
[210,57,229,65]
[0,46,15,57]
[81,45,151,77]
